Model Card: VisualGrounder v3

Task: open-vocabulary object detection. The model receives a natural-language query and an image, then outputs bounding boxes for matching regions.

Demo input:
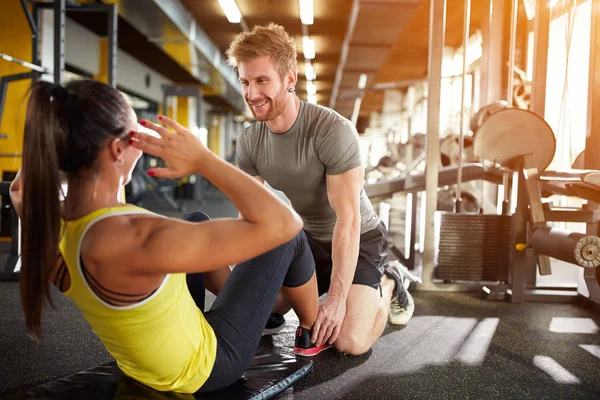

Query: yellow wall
[0,0,33,176]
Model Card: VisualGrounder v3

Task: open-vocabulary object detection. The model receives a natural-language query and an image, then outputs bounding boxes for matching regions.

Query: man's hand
[312,295,346,346]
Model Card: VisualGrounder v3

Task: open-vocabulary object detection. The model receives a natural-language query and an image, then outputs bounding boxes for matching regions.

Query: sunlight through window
[549,318,599,334]
[533,356,581,384]
[579,344,600,360]
[456,318,499,365]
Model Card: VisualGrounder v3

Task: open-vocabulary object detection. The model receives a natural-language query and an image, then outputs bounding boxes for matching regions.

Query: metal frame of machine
[0,0,118,281]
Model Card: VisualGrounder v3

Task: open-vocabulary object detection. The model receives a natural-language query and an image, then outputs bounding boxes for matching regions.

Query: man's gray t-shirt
[236,100,380,242]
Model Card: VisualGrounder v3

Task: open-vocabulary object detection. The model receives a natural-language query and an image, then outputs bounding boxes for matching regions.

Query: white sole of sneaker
[389,292,415,325]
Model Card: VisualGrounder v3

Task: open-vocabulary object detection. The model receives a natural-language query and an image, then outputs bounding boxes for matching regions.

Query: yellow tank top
[59,205,217,393]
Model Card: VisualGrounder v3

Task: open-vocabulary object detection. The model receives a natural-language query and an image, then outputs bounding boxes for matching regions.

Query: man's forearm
[328,218,361,300]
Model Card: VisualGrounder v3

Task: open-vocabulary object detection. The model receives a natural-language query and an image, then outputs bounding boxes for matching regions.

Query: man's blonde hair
[226,23,298,79]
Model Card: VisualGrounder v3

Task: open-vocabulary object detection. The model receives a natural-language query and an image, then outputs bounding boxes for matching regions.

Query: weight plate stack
[434,212,512,282]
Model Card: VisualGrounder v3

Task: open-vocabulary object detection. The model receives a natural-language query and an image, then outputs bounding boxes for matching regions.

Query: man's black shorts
[306,221,389,296]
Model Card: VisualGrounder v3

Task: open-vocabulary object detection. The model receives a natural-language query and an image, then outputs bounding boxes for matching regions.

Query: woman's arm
[92,116,303,276]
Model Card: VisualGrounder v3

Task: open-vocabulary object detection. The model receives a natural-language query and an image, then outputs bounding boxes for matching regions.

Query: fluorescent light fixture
[307,94,317,104]
[549,0,559,8]
[302,36,315,59]
[299,0,314,25]
[218,0,242,24]
[306,81,317,95]
[305,61,316,80]
[358,73,368,89]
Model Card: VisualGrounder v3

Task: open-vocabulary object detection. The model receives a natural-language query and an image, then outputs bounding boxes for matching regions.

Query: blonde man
[227,23,414,356]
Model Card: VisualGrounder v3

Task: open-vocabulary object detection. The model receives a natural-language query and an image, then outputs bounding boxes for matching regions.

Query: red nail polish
[129,130,136,136]
[128,139,134,145]
[140,120,146,126]
[157,115,163,120]
[147,170,155,176]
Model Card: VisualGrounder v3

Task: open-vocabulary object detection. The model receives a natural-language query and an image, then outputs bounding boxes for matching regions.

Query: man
[227,23,415,356]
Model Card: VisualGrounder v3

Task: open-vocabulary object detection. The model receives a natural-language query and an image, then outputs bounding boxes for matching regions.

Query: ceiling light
[305,61,316,80]
[303,36,315,59]
[306,81,317,95]
[308,94,317,104]
[218,0,242,24]
[358,73,367,89]
[299,0,314,25]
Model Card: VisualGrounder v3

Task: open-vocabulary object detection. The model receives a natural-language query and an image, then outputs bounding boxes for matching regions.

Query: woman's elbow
[278,210,303,241]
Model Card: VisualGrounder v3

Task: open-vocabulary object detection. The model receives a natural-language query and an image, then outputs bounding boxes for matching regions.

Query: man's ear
[288,69,298,90]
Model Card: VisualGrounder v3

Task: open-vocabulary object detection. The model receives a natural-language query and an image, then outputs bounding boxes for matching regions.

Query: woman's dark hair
[21,79,131,338]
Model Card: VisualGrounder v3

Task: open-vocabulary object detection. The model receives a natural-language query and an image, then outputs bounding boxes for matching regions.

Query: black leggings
[182,212,315,393]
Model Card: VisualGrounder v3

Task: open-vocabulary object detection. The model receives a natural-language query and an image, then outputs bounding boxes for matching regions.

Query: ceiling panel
[181,0,353,112]
[176,0,489,121]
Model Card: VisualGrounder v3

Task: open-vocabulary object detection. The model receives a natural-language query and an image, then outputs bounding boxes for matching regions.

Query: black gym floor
[2,281,600,398]
[1,192,600,399]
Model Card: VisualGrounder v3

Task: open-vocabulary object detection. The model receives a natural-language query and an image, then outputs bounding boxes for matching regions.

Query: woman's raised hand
[130,115,209,179]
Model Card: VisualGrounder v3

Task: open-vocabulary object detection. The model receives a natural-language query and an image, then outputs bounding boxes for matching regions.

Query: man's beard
[248,86,288,121]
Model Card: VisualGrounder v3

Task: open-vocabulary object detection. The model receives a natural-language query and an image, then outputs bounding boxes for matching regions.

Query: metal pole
[455,0,471,213]
[107,4,118,88]
[0,53,46,74]
[507,0,518,105]
[530,0,551,116]
[421,0,446,286]
[53,0,65,85]
[32,2,40,76]
[19,0,37,37]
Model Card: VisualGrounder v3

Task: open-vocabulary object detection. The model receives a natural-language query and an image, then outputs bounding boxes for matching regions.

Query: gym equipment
[572,150,585,169]
[529,227,600,269]
[365,163,503,200]
[124,84,208,210]
[469,101,509,134]
[473,108,556,173]
[435,213,512,282]
[1,1,118,130]
[365,163,504,270]
[21,353,312,400]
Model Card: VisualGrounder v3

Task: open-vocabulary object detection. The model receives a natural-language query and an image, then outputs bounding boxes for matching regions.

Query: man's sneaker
[263,313,286,336]
[293,326,333,357]
[383,261,415,325]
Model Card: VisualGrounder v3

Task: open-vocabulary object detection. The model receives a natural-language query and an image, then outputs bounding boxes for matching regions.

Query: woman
[11,79,328,394]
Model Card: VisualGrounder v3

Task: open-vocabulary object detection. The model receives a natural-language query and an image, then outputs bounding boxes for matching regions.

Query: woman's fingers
[157,115,186,134]
[129,134,164,158]
[139,119,175,139]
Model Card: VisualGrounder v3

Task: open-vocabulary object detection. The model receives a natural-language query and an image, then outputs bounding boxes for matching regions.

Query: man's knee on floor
[333,332,372,356]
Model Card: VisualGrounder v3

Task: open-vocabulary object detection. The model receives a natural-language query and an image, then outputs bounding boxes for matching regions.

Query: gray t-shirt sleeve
[318,119,363,175]
[235,130,260,176]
